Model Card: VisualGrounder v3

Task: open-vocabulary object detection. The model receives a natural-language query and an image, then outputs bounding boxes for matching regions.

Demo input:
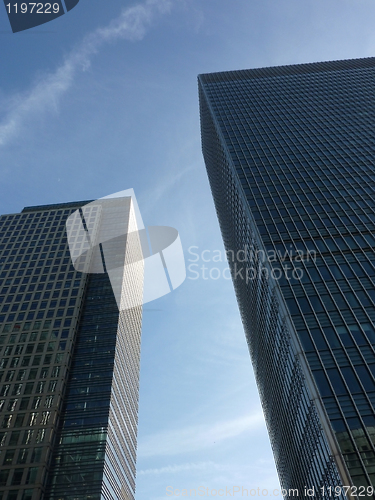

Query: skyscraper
[0,197,143,500]
[199,57,375,494]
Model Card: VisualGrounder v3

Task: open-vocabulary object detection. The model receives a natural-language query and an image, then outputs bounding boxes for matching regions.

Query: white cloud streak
[138,461,218,476]
[139,162,198,217]
[137,458,279,480]
[0,0,172,148]
[137,412,265,457]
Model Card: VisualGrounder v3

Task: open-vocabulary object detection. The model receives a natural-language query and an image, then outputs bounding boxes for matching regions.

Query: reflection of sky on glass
[1,0,375,497]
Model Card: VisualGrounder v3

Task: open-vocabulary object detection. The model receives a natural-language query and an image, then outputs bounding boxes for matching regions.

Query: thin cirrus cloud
[137,412,265,458]
[0,0,172,149]
[137,459,278,480]
[139,162,198,216]
[138,461,220,476]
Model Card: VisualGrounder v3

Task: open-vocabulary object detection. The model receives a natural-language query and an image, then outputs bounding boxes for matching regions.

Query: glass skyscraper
[199,57,375,494]
[0,198,143,500]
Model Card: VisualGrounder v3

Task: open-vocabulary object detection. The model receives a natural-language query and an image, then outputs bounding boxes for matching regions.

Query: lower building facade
[0,198,143,500]
[199,57,375,496]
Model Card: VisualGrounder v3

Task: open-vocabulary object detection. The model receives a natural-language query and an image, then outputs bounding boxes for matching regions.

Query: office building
[199,57,375,493]
[0,197,143,500]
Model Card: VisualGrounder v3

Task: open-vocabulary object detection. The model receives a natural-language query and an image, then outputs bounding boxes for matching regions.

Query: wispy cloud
[139,162,198,217]
[138,461,218,475]
[0,0,172,148]
[137,412,265,457]
[138,458,277,476]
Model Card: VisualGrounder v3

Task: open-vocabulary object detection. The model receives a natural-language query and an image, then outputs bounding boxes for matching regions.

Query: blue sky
[2,0,375,498]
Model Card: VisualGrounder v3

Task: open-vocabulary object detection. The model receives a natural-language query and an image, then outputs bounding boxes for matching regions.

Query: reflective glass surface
[199,57,375,493]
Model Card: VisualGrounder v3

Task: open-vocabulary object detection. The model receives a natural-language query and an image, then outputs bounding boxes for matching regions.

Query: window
[31,447,42,463]
[20,398,29,410]
[36,343,44,353]
[10,357,20,368]
[28,412,38,426]
[298,331,315,351]
[0,431,7,446]
[48,380,57,392]
[41,411,50,425]
[44,354,52,364]
[5,370,15,382]
[17,369,26,381]
[341,367,362,393]
[32,355,41,366]
[310,329,328,350]
[22,429,33,445]
[361,324,375,344]
[3,448,15,464]
[24,383,34,395]
[20,357,30,368]
[0,469,10,486]
[7,399,17,411]
[25,344,34,354]
[313,370,332,397]
[36,381,45,393]
[28,368,37,379]
[44,395,54,408]
[47,341,56,351]
[355,366,375,391]
[336,326,354,347]
[348,325,367,346]
[14,414,25,427]
[35,428,45,444]
[11,467,24,485]
[8,431,20,448]
[323,327,341,349]
[2,414,12,428]
[32,396,41,409]
[327,368,348,395]
[14,345,23,355]
[309,296,324,312]
[17,448,28,464]
[23,489,34,500]
[12,383,22,395]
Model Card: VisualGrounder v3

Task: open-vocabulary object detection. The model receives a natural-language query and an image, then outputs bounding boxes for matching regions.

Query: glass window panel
[312,370,332,397]
[327,368,348,395]
[341,367,362,393]
[355,366,375,392]
[336,326,354,347]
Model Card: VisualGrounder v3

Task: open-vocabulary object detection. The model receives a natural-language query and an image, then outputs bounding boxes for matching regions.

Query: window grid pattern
[0,204,87,500]
[0,198,143,500]
[46,273,119,500]
[199,81,346,498]
[199,57,375,494]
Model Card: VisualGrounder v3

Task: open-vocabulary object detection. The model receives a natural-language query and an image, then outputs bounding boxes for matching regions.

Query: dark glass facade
[199,57,375,494]
[0,200,142,500]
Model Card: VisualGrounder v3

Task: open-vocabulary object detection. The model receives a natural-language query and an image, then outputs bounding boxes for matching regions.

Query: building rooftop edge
[21,200,95,213]
[198,56,375,83]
